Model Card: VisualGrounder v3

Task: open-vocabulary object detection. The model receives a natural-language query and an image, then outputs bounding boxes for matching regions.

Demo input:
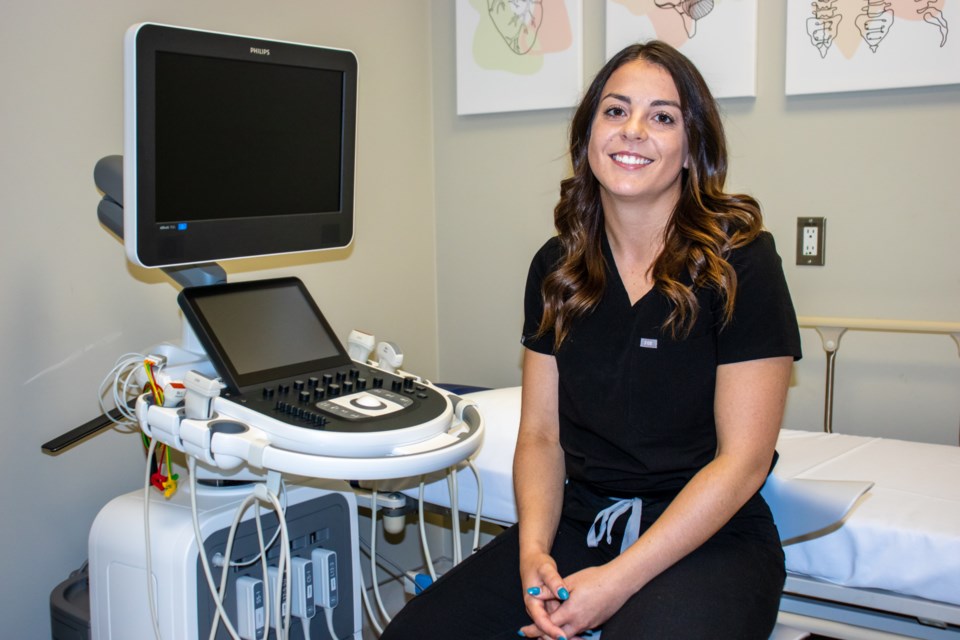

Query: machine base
[88,478,362,639]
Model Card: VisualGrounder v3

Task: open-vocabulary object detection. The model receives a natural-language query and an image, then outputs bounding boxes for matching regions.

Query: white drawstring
[586,497,643,554]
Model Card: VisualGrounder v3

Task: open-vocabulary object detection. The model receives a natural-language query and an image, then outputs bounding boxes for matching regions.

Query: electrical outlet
[796,217,826,266]
[802,227,818,256]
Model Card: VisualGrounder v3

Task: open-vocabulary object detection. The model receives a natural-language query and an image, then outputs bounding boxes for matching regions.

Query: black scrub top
[521,231,802,498]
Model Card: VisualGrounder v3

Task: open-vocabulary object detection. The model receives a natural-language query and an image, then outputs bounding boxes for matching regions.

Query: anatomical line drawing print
[456,0,583,115]
[807,1,843,58]
[920,1,951,46]
[487,0,544,54]
[786,0,958,95]
[605,0,758,98]
[653,0,717,38]
[807,0,948,58]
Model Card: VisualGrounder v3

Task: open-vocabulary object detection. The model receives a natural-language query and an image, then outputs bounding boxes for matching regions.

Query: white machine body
[89,481,362,640]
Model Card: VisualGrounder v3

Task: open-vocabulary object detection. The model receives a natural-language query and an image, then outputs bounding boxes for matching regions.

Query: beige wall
[0,2,437,636]
[432,2,960,444]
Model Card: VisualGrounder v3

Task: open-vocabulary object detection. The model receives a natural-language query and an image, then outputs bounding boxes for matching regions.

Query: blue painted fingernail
[558,587,569,600]
[559,637,568,640]
[526,586,541,596]
[517,631,525,637]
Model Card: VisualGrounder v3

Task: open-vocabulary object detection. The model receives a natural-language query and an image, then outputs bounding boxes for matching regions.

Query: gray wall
[432,2,960,444]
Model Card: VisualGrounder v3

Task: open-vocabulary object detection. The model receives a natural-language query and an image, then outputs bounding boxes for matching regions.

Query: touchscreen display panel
[178,278,350,391]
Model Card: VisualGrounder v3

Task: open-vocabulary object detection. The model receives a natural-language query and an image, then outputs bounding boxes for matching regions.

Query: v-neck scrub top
[521,231,802,498]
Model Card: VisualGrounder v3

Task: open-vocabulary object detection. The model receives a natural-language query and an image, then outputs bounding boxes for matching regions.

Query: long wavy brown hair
[538,41,763,350]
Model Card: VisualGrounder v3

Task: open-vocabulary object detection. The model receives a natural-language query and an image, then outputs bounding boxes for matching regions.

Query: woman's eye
[653,112,675,124]
[604,105,627,118]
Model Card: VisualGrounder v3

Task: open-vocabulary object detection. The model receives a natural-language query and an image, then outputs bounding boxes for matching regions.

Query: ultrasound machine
[74,23,484,640]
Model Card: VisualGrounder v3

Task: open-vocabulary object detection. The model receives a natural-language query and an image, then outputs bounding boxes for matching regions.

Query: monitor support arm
[93,155,227,288]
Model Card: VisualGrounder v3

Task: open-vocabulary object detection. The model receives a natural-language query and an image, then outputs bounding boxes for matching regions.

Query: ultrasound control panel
[226,362,448,434]
[177,277,449,435]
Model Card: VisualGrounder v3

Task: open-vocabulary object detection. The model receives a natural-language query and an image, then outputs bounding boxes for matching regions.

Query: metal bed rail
[782,317,960,638]
[797,316,960,439]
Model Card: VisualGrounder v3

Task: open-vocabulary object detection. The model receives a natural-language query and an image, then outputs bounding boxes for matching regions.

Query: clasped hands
[518,552,628,640]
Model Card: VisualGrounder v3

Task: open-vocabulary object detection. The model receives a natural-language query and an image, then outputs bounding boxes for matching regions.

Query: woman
[382,41,801,640]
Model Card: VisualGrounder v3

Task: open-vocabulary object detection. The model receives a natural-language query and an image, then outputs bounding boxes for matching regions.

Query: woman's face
[587,59,689,214]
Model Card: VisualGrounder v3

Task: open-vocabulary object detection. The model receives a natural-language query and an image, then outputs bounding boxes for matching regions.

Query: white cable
[99,354,144,427]
[208,490,257,640]
[119,362,142,418]
[466,459,484,553]
[357,562,384,635]
[254,505,270,640]
[188,457,242,640]
[208,496,267,640]
[244,482,291,640]
[97,358,124,419]
[417,480,438,581]
[143,438,163,640]
[262,486,292,639]
[200,477,292,640]
[370,489,393,625]
[228,480,288,568]
[447,471,462,565]
[324,605,338,639]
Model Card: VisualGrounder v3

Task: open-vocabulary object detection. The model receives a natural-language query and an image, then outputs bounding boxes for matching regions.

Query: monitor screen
[124,23,358,268]
[178,277,351,392]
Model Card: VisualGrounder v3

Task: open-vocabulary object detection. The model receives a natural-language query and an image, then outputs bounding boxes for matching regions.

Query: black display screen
[154,52,344,223]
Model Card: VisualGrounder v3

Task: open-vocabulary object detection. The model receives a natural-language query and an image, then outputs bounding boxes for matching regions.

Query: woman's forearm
[514,349,566,556]
[605,450,768,593]
[513,433,566,555]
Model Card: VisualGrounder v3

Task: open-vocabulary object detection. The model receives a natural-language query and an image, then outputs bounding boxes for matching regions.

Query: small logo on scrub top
[639,338,658,349]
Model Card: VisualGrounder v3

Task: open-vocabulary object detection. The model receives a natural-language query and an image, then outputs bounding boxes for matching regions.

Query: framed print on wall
[456,0,584,115]
[605,0,759,99]
[785,0,958,95]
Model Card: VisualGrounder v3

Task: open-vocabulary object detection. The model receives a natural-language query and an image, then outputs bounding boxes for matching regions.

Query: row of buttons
[273,401,329,426]
[261,373,387,402]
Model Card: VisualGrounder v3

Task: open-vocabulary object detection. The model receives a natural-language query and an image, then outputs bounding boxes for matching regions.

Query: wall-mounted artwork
[456,0,583,115]
[604,0,759,99]
[785,0,958,95]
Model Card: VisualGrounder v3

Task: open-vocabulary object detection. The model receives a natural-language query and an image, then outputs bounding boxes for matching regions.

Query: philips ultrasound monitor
[123,23,358,268]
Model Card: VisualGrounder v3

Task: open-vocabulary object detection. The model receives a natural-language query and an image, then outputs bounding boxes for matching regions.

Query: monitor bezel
[177,277,352,393]
[123,22,358,268]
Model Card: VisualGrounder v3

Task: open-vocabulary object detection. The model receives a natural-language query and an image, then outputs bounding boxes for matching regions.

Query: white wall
[431,2,960,445]
[0,2,437,637]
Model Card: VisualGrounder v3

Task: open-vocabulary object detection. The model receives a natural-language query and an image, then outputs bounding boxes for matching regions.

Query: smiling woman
[587,60,688,237]
[382,41,801,640]
[543,40,765,349]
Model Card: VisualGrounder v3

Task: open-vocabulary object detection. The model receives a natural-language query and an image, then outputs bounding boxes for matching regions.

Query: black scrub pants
[380,485,785,640]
